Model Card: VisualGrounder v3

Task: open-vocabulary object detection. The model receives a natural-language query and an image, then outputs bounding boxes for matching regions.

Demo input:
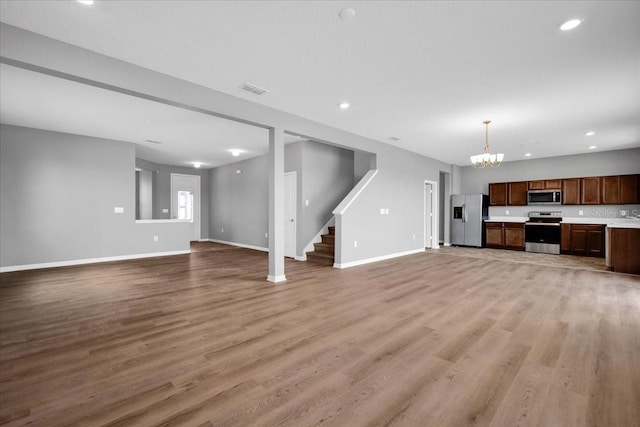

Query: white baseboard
[334,248,425,269]
[207,239,268,252]
[267,274,287,283]
[443,242,452,247]
[294,255,307,261]
[0,250,191,273]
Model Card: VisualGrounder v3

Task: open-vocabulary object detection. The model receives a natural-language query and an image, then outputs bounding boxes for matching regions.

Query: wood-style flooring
[1,243,639,426]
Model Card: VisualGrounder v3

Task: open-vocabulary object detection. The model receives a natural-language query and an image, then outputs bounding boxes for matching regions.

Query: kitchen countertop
[484,217,640,228]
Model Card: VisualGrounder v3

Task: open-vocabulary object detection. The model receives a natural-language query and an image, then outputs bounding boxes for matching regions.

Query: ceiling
[0,0,639,167]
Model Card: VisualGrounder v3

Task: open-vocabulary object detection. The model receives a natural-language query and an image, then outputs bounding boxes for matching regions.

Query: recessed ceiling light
[339,8,356,20]
[339,102,350,110]
[77,0,94,5]
[193,162,202,168]
[560,19,582,31]
[524,153,532,157]
[389,136,401,142]
[588,145,597,150]
[230,149,241,157]
[585,131,595,136]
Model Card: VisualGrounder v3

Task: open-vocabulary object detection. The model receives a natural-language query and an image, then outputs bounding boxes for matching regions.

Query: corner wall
[0,124,191,269]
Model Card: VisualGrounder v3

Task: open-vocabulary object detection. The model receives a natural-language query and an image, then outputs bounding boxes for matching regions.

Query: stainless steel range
[525,211,562,254]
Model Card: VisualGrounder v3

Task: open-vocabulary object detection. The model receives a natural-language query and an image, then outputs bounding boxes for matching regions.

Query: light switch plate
[162,208,169,213]
[114,207,124,214]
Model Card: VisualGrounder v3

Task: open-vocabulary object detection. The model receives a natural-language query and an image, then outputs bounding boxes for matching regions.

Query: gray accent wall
[459,148,640,219]
[296,140,354,257]
[210,140,355,257]
[209,155,269,249]
[0,124,191,268]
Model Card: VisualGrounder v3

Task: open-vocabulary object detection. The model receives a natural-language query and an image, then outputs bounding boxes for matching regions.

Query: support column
[267,127,286,283]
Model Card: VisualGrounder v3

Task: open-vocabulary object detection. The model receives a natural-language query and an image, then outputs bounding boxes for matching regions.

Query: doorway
[284,171,297,258]
[170,173,201,241]
[424,180,439,249]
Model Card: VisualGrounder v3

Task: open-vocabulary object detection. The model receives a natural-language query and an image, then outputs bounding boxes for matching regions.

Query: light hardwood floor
[1,243,639,426]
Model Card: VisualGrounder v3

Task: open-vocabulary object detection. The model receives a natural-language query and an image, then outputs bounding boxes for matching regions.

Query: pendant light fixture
[470,120,504,168]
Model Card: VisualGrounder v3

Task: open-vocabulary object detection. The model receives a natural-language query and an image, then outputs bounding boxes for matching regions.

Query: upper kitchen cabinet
[620,174,640,204]
[507,181,528,206]
[528,179,562,190]
[489,183,507,206]
[581,177,601,205]
[562,178,581,205]
[601,176,620,205]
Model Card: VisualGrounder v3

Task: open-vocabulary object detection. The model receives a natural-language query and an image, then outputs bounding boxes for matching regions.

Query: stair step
[306,252,334,266]
[321,234,335,244]
[328,226,335,235]
[313,242,334,254]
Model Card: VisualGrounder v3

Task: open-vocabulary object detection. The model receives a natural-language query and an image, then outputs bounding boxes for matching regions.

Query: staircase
[306,226,335,266]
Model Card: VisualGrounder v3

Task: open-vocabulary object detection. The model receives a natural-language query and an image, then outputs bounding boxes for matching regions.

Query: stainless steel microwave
[527,190,562,205]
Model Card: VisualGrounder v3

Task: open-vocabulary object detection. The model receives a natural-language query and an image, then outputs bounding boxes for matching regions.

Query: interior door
[425,183,433,248]
[170,173,201,241]
[284,172,297,258]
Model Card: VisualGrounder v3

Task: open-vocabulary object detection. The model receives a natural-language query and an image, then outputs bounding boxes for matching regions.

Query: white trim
[267,274,287,283]
[333,248,424,269]
[333,169,378,215]
[424,180,439,250]
[207,238,268,252]
[444,242,452,247]
[0,250,191,273]
[284,171,297,258]
[303,216,335,255]
[294,255,307,261]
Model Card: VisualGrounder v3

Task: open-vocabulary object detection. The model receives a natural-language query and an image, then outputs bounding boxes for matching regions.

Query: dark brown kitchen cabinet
[610,228,640,274]
[601,176,620,205]
[620,174,640,204]
[581,177,601,205]
[489,183,507,206]
[484,222,525,250]
[507,181,528,206]
[529,179,562,190]
[562,179,581,205]
[485,222,504,247]
[561,224,604,257]
[504,223,525,250]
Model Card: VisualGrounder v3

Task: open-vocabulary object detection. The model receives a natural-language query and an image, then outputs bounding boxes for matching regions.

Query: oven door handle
[525,222,561,226]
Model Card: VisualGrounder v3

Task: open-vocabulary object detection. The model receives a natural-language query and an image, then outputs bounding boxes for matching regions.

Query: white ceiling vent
[241,82,268,95]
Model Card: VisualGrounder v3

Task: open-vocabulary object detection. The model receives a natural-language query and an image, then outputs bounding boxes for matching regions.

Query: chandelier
[470,120,504,168]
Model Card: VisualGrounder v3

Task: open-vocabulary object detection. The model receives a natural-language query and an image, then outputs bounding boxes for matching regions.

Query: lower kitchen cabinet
[561,223,605,257]
[609,228,640,274]
[484,222,525,250]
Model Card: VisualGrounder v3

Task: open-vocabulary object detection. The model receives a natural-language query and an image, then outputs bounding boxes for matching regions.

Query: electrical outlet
[412,234,416,240]
[579,210,584,216]
[265,233,268,238]
[380,208,385,215]
[221,228,224,233]
[505,210,510,215]
[305,200,309,206]
[354,241,358,248]
[385,208,389,215]
[153,235,158,242]
[236,169,241,174]
[162,208,168,213]
[114,207,124,214]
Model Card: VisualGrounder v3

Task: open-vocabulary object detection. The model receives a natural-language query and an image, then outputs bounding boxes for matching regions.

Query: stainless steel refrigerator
[451,194,489,247]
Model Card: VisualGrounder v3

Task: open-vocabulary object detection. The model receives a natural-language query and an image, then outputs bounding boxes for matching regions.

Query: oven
[525,211,562,254]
